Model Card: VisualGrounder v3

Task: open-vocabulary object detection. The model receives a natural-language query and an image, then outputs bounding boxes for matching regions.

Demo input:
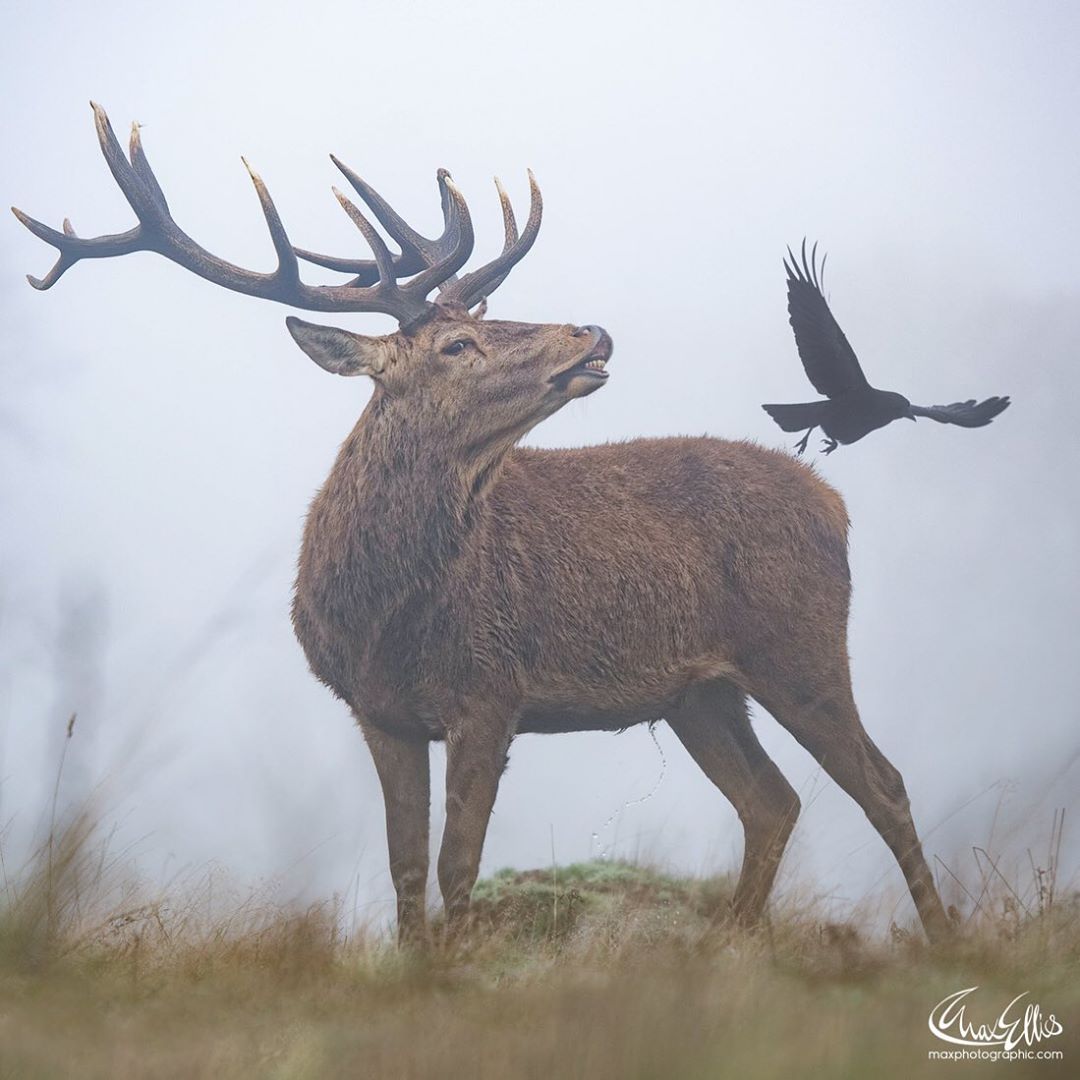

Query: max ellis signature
[929,987,1063,1051]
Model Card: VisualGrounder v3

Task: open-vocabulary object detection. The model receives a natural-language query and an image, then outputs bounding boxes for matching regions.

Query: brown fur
[288,305,950,943]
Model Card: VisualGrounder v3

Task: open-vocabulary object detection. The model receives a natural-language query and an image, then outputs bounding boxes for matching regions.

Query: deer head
[288,310,612,452]
[13,104,613,458]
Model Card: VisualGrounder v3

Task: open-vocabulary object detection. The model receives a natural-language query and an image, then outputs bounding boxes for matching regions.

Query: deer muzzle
[552,326,614,385]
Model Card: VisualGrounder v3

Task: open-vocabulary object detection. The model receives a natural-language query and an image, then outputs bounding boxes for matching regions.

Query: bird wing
[785,239,869,398]
[908,396,1011,427]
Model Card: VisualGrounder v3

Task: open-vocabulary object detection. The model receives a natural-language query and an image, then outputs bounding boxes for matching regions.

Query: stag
[15,105,951,943]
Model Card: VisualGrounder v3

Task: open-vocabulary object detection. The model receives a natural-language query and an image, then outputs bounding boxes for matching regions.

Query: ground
[1,821,1077,1078]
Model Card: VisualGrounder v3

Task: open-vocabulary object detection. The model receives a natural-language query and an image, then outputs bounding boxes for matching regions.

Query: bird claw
[820,438,839,455]
[793,430,813,455]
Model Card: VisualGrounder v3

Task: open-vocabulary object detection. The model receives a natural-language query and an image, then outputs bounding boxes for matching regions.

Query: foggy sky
[2,0,1078,929]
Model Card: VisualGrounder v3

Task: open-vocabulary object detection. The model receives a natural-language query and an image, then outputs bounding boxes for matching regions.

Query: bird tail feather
[761,401,829,432]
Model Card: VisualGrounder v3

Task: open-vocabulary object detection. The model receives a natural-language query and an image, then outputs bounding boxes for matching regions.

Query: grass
[0,812,1077,1079]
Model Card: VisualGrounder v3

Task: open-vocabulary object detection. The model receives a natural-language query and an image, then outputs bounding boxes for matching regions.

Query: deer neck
[315,393,506,610]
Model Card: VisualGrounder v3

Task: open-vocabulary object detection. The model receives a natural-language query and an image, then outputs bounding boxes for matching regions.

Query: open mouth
[552,332,614,385]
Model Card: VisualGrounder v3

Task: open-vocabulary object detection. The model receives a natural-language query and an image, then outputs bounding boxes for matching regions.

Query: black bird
[763,241,1011,454]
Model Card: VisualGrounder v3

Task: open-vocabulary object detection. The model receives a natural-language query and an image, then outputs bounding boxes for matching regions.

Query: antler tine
[332,187,397,287]
[128,121,170,214]
[494,177,520,248]
[435,169,466,256]
[243,158,301,287]
[439,170,542,309]
[399,175,475,298]
[289,246,380,277]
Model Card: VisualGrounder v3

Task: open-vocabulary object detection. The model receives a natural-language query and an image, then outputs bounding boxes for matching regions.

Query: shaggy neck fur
[306,389,509,629]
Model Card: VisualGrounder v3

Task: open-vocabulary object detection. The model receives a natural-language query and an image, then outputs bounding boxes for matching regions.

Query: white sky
[2,0,1078,929]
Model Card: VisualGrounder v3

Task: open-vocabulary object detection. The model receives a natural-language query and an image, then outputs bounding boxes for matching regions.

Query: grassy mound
[468,859,735,944]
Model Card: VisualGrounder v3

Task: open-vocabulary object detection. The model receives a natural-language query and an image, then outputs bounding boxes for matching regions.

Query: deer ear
[285,317,388,377]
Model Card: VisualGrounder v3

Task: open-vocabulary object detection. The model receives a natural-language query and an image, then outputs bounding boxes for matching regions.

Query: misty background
[1,1,1077,929]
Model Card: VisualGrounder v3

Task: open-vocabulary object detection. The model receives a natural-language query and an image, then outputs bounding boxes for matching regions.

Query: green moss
[468,859,735,944]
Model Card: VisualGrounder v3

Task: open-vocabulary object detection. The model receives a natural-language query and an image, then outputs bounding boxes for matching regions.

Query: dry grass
[1,812,1077,1079]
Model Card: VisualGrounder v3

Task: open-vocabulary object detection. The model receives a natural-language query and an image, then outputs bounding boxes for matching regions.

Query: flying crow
[763,242,1010,454]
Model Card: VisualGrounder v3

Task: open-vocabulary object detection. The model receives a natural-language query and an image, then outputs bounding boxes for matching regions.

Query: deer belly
[517,703,665,734]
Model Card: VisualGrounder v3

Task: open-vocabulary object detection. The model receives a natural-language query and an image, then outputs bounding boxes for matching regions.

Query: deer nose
[573,324,613,362]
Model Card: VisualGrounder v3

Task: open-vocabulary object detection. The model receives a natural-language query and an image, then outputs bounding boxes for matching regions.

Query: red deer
[15,105,951,943]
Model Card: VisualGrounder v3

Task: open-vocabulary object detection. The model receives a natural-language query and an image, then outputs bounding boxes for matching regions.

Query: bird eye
[442,339,471,356]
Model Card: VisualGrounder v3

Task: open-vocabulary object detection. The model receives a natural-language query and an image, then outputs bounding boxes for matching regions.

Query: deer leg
[747,663,950,941]
[668,681,800,925]
[358,717,431,945]
[438,714,513,933]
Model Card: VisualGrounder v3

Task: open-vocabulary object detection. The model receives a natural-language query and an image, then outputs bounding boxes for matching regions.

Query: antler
[293,163,543,310]
[13,103,542,325]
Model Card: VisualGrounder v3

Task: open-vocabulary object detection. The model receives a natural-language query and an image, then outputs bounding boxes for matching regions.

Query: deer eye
[442,339,472,356]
